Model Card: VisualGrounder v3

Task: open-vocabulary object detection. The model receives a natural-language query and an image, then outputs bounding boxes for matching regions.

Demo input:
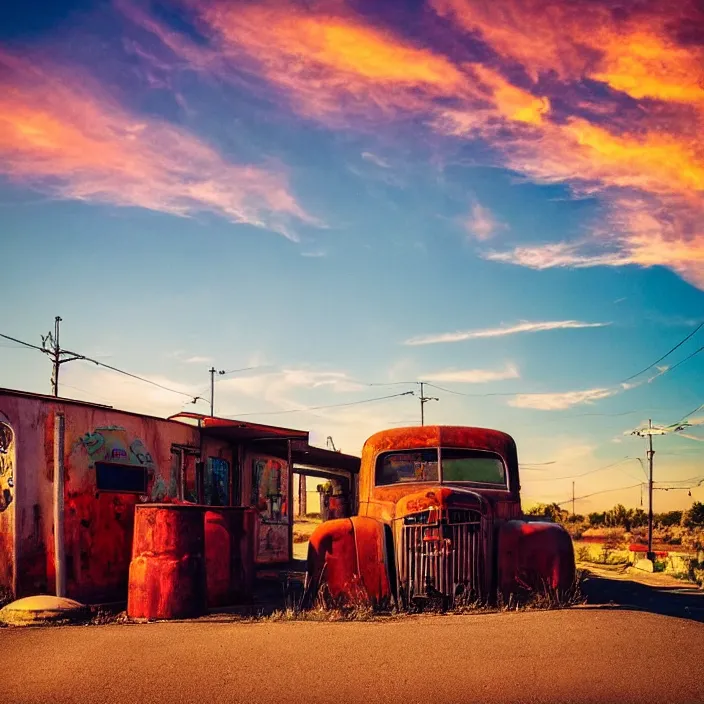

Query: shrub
[575,545,592,562]
[681,528,704,553]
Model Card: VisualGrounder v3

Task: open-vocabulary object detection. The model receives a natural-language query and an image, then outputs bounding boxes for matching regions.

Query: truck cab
[303,426,575,609]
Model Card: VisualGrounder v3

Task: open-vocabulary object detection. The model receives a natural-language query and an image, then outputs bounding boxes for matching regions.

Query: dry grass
[0,586,13,610]
[87,607,130,626]
[267,569,588,622]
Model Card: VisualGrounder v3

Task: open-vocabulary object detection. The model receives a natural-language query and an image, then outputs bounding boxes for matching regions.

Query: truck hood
[395,485,487,517]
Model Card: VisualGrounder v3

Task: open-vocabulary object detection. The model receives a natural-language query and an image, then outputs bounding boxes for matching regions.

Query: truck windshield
[376,448,507,487]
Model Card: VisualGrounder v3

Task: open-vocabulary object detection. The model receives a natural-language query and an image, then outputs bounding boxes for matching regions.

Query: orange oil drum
[127,504,206,620]
[204,507,257,607]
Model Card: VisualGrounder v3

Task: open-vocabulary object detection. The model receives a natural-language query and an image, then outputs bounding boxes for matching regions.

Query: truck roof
[362,425,517,458]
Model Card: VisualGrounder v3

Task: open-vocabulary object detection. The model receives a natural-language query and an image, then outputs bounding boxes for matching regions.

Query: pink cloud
[0,51,316,238]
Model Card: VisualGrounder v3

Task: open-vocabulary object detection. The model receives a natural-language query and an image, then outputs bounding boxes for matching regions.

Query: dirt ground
[292,516,321,561]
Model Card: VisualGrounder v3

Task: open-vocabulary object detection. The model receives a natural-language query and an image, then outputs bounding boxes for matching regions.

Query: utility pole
[572,481,575,517]
[646,419,655,559]
[298,473,307,517]
[209,366,226,417]
[51,316,61,396]
[419,382,438,426]
[39,316,84,397]
[631,418,688,562]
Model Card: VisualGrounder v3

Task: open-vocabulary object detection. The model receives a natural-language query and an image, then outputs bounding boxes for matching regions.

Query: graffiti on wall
[257,523,288,563]
[0,422,14,513]
[76,426,165,500]
[251,457,288,524]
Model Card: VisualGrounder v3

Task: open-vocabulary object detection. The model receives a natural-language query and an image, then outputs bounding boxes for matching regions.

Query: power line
[218,365,271,378]
[1,324,207,405]
[678,402,704,422]
[522,457,637,482]
[621,321,703,383]
[661,342,704,377]
[422,382,520,398]
[79,357,206,403]
[229,390,415,417]
[555,482,643,506]
[0,332,46,352]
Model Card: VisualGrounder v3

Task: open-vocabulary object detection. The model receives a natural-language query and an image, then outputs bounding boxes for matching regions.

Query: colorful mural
[75,426,164,500]
[257,523,288,563]
[251,457,288,524]
[251,456,289,563]
[0,422,14,513]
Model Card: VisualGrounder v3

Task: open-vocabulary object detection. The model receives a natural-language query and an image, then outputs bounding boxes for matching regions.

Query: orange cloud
[193,1,469,124]
[470,64,550,125]
[123,0,704,287]
[593,29,704,105]
[0,51,315,238]
[432,0,704,106]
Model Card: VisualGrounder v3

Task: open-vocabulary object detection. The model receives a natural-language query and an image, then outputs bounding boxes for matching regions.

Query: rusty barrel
[127,504,206,620]
[204,507,257,607]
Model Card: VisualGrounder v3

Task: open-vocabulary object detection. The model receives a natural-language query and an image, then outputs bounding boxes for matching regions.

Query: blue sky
[1,0,703,511]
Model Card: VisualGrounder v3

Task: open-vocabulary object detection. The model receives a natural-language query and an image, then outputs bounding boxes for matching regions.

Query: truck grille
[396,509,483,604]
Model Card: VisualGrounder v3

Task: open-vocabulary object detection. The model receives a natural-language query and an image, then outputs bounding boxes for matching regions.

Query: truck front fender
[497,520,576,600]
[303,516,392,609]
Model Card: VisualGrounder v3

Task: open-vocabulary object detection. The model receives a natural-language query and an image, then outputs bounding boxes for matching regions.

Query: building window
[95,462,148,494]
[204,457,230,506]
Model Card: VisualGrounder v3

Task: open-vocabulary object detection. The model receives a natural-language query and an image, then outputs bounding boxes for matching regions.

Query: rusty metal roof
[167,411,309,442]
[169,413,360,473]
[292,445,360,474]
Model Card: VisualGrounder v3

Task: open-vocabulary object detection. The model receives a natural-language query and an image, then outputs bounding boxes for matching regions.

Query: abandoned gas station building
[0,388,359,604]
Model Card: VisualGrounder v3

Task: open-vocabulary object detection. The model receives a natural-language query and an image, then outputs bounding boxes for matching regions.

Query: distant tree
[656,510,683,527]
[631,508,648,528]
[566,513,585,524]
[588,512,606,526]
[526,502,569,523]
[682,502,704,528]
[605,504,630,528]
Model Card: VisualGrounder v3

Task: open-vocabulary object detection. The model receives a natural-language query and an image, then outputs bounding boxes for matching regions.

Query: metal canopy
[168,411,308,443]
[168,412,360,473]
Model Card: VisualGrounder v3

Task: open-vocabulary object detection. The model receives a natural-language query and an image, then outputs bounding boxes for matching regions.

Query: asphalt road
[2,607,704,704]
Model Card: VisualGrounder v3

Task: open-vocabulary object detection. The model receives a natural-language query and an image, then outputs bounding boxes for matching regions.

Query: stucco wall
[0,392,209,601]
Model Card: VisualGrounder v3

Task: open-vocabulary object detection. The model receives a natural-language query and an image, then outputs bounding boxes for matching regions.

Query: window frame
[374,446,511,491]
[94,461,148,495]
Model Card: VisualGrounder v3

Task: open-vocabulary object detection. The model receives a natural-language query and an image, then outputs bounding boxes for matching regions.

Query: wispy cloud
[184,356,214,364]
[483,197,704,289]
[430,0,704,290]
[464,200,503,241]
[424,364,519,384]
[300,250,326,258]
[0,50,317,239]
[120,0,704,289]
[404,320,608,346]
[510,387,618,411]
[361,151,390,168]
[186,0,470,126]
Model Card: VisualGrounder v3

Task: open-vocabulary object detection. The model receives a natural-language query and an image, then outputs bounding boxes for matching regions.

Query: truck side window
[376,449,439,485]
